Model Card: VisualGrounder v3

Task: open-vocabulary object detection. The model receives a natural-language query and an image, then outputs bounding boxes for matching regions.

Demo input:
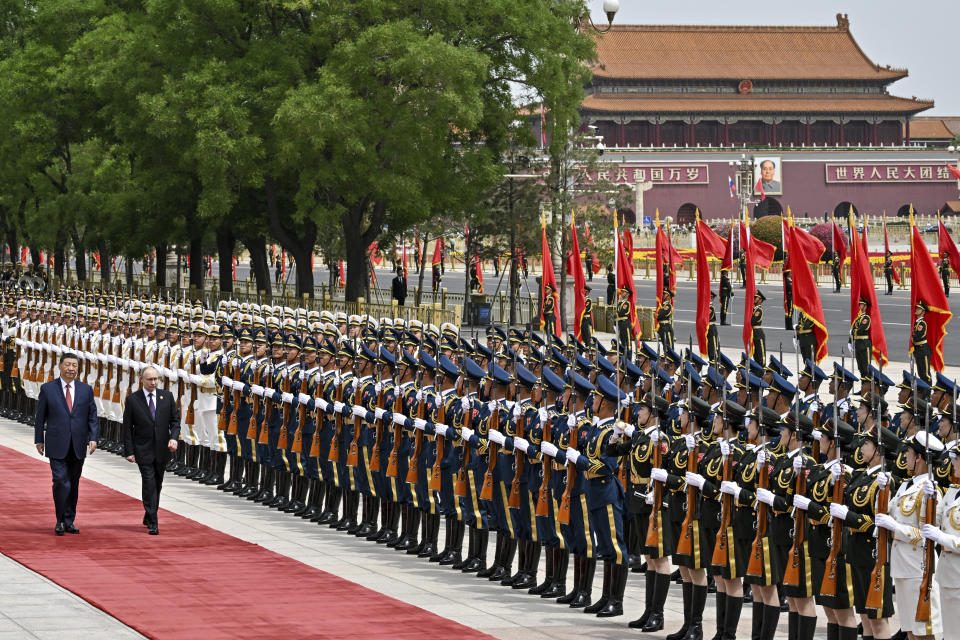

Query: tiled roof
[590,16,907,82]
[580,93,933,116]
[908,118,959,140]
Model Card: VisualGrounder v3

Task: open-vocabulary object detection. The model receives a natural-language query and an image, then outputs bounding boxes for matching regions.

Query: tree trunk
[98,242,112,287]
[6,233,17,268]
[463,229,471,324]
[73,234,86,283]
[342,218,367,302]
[188,236,204,291]
[415,231,428,307]
[29,247,41,271]
[53,236,65,281]
[217,223,234,293]
[265,175,316,299]
[242,235,271,295]
[125,256,134,289]
[155,244,168,288]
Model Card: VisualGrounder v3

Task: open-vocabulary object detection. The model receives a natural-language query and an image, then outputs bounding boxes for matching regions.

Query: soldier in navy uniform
[913,300,932,385]
[850,297,872,383]
[719,270,733,325]
[795,311,816,365]
[657,290,675,352]
[707,292,720,363]
[542,283,557,338]
[884,252,895,295]
[751,291,766,365]
[832,254,842,292]
[616,288,633,358]
[783,263,794,330]
[452,356,490,572]
[941,253,951,297]
[313,339,343,525]
[579,290,594,346]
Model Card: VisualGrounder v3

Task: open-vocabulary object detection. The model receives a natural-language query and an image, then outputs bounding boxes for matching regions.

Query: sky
[590,0,958,115]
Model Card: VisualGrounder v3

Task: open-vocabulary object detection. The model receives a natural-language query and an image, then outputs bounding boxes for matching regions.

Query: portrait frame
[753,156,783,196]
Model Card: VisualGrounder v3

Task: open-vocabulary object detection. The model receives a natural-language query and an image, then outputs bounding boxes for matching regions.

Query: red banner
[789,224,829,363]
[910,221,951,372]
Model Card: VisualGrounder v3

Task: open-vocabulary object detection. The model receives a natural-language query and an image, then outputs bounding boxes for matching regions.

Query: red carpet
[0,445,494,640]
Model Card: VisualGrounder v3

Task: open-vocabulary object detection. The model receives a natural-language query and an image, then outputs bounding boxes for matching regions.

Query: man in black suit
[122,365,181,535]
[34,352,99,535]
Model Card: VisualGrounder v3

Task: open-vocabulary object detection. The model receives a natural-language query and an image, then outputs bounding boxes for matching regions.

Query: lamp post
[728,153,756,217]
[580,0,620,33]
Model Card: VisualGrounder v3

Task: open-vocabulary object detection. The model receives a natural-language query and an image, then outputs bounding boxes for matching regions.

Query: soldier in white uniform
[876,431,943,640]
[921,439,960,633]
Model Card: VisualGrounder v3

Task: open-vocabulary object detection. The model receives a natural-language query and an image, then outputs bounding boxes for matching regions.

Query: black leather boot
[542,549,569,598]
[300,479,320,519]
[584,560,612,614]
[513,541,540,589]
[432,516,453,562]
[629,566,656,628]
[667,581,692,640]
[342,491,360,531]
[568,557,596,608]
[288,475,309,514]
[796,615,817,640]
[380,501,401,543]
[557,555,582,604]
[452,525,474,570]
[502,539,526,586]
[205,452,227,486]
[254,467,274,503]
[463,528,488,573]
[489,536,516,582]
[396,507,420,551]
[388,505,409,547]
[355,496,376,536]
[596,562,628,617]
[723,595,743,640]
[640,571,670,632]
[710,592,727,640]
[368,498,389,539]
[418,513,440,558]
[440,518,464,565]
[760,604,781,640]
[477,533,502,578]
[407,510,428,554]
[529,545,554,595]
[681,584,707,639]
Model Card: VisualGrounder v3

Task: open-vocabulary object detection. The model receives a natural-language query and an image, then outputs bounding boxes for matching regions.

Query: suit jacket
[122,389,181,465]
[34,379,99,460]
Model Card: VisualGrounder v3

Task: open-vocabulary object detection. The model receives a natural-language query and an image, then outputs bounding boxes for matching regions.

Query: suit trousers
[138,460,166,527]
[50,444,84,526]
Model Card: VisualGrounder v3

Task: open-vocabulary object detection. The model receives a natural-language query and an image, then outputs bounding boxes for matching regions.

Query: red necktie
[65,384,72,412]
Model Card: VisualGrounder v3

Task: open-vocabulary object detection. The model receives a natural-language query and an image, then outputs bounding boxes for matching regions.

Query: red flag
[623,227,634,266]
[337,260,345,287]
[791,226,826,263]
[788,224,829,363]
[431,239,442,266]
[752,237,776,269]
[584,221,594,246]
[655,216,666,328]
[755,177,765,201]
[570,213,587,341]
[539,218,561,337]
[781,216,791,258]
[695,216,725,356]
[832,222,847,268]
[207,257,213,277]
[742,215,757,356]
[232,256,237,281]
[910,218,951,372]
[850,217,888,366]
[473,255,484,294]
[938,217,960,283]
[883,218,901,285]
[92,252,100,271]
[280,250,285,278]
[615,213,640,344]
[947,163,960,180]
[721,220,735,271]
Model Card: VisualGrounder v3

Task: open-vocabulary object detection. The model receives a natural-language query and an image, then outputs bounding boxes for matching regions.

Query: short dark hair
[59,352,79,364]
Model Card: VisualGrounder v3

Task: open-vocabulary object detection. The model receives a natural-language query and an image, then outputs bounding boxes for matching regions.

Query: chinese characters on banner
[579,165,710,185]
[825,164,955,183]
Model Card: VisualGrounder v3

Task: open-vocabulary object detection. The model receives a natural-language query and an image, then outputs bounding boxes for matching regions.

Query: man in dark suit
[34,352,99,536]
[122,365,181,535]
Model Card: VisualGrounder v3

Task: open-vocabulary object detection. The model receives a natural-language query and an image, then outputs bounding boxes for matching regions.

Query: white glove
[922,479,936,497]
[644,492,654,505]
[720,439,730,457]
[846,342,853,355]
[281,392,294,404]
[685,472,705,489]
[620,395,632,408]
[315,398,329,412]
[374,382,383,394]
[567,414,576,429]
[789,494,810,511]
[488,400,497,413]
[232,380,245,391]
[792,337,799,350]
[756,449,767,466]
[875,513,904,534]
[624,425,636,438]
[829,503,849,521]
[876,471,890,489]
[461,396,471,411]
[298,392,311,405]
[190,374,203,386]
[374,408,386,420]
[414,418,427,430]
[514,437,530,453]
[921,523,953,548]
[167,368,178,382]
[540,442,559,458]
[250,384,264,397]
[352,405,368,418]
[793,455,804,472]
[650,429,660,444]
[488,429,506,445]
[830,463,842,484]
[720,481,741,499]
[756,488,776,506]
[651,468,668,483]
[566,448,581,465]
[333,401,345,414]
[811,431,822,442]
[592,416,599,427]
[538,407,549,424]
[131,361,142,373]
[684,433,696,451]
[512,403,522,419]
[461,427,474,441]
[434,424,448,437]
[613,421,624,437]
[392,413,406,425]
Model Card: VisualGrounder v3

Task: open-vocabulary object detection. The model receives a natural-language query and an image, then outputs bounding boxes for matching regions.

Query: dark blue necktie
[148,392,156,419]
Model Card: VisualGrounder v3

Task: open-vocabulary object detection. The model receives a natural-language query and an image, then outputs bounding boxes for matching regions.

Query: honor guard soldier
[751,291,766,366]
[940,253,951,297]
[657,290,675,352]
[832,254,842,292]
[920,441,960,632]
[848,296,872,384]
[616,288,633,358]
[795,311,816,365]
[783,263,794,330]
[719,270,733,325]
[579,289,594,346]
[706,293,720,364]
[884,252,895,295]
[913,300,932,386]
[542,283,557,337]
[453,356,490,573]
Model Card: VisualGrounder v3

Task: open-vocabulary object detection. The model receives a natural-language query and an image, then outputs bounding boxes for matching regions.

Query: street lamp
[581,0,620,33]
[728,153,756,216]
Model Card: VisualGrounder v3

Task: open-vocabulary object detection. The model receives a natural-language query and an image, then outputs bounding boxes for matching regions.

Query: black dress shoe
[63,524,80,534]
[142,515,150,527]
[148,527,159,535]
[55,523,65,536]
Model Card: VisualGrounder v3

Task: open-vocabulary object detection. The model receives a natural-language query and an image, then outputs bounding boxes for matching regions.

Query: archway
[897,204,915,217]
[753,197,782,219]
[676,203,699,227]
[834,201,859,218]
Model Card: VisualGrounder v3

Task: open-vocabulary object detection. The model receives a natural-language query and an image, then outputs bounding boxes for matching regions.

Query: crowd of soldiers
[2,286,959,640]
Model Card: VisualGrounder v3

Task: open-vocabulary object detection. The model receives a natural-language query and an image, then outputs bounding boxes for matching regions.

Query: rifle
[327,357,345,463]
[508,348,524,509]
[218,356,233,432]
[429,366,446,492]
[385,369,404,478]
[405,365,426,485]
[866,362,891,609]
[746,378,769,578]
[277,362,291,450]
[369,361,387,473]
[258,361,274,446]
[245,363,262,441]
[677,337,698,557]
[453,356,472,497]
[784,346,808,588]
[821,355,846,596]
[227,353,242,436]
[535,377,551,517]
[917,370,936,624]
[479,370,499,501]
[291,354,309,454]
[112,336,125,405]
[346,318,365,468]
[712,376,732,569]
[645,342,664,551]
